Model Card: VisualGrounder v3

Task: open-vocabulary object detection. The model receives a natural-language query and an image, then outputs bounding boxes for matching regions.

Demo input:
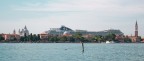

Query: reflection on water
[0,43,144,61]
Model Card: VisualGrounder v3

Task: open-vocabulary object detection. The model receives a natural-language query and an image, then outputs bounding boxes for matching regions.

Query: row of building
[0,26,29,41]
[0,21,143,42]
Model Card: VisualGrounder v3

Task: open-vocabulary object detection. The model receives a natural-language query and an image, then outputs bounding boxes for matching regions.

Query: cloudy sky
[0,0,144,36]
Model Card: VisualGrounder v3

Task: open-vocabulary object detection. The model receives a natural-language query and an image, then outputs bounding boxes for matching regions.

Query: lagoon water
[0,43,144,61]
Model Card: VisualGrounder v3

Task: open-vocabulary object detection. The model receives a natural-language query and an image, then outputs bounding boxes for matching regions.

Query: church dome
[19,26,29,36]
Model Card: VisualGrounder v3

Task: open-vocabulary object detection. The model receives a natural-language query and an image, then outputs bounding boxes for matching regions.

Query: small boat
[106,41,110,43]
[106,41,114,43]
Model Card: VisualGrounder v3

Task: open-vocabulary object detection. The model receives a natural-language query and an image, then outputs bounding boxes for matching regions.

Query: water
[0,43,144,61]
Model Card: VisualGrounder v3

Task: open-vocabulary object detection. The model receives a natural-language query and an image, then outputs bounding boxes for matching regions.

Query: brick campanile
[135,21,138,37]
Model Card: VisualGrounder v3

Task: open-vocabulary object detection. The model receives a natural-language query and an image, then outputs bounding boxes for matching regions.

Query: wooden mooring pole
[82,42,84,53]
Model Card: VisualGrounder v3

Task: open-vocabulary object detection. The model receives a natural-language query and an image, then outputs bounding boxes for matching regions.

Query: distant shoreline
[0,41,143,43]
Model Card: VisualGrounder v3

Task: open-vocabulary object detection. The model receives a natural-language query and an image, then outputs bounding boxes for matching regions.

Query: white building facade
[19,26,29,36]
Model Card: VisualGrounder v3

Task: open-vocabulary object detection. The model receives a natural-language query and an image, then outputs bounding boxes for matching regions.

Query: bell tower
[135,21,138,37]
[13,29,16,35]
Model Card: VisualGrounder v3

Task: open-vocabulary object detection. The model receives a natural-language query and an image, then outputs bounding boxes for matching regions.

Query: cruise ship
[45,26,124,36]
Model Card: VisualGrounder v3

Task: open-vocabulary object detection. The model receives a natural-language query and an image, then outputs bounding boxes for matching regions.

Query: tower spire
[24,25,27,29]
[13,29,16,34]
[135,20,138,37]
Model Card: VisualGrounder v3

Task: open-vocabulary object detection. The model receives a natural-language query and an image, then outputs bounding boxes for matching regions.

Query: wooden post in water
[82,42,84,53]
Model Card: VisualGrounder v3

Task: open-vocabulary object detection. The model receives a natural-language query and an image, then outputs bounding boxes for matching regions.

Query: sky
[0,0,144,36]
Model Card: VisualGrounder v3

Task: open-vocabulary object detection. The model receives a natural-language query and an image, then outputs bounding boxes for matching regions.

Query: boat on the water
[106,41,114,43]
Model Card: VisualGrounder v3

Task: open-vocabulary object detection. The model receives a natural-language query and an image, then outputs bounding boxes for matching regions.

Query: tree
[20,37,25,41]
[93,35,105,43]
[29,33,33,41]
[37,34,41,41]
[105,33,116,41]
[0,35,4,41]
[73,32,85,42]
[49,37,55,42]
[59,36,67,42]
[32,34,37,42]
[24,33,29,41]
[67,36,75,42]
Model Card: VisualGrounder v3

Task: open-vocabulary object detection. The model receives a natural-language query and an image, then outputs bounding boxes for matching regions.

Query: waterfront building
[2,34,20,41]
[115,34,125,42]
[0,29,20,41]
[40,31,48,40]
[19,26,29,36]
